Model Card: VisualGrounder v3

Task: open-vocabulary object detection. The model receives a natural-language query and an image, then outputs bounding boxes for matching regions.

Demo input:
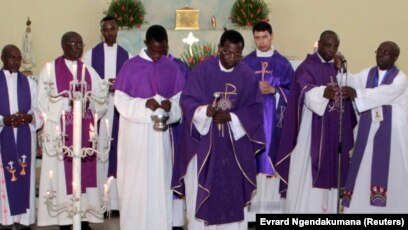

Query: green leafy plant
[105,0,146,29]
[230,0,270,27]
[181,43,217,70]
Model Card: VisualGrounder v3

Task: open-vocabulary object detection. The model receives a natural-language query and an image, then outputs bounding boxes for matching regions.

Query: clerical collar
[104,43,117,49]
[140,48,153,62]
[219,60,234,72]
[64,59,78,75]
[3,69,17,75]
[316,52,334,63]
[256,46,275,57]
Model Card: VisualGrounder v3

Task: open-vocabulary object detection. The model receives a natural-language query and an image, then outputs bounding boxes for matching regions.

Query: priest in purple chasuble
[37,32,108,227]
[172,30,264,229]
[0,45,42,228]
[274,30,356,213]
[242,21,294,215]
[113,25,185,230]
[83,15,132,213]
[341,41,408,213]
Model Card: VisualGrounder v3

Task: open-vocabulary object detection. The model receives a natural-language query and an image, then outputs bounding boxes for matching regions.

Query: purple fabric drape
[0,70,32,215]
[342,66,398,207]
[54,56,96,194]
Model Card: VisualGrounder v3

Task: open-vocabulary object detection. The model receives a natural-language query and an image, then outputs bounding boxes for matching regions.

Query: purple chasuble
[90,43,129,177]
[114,53,185,98]
[342,66,398,208]
[0,70,32,215]
[54,56,96,194]
[242,50,294,175]
[275,53,356,197]
[174,57,265,225]
[167,54,189,198]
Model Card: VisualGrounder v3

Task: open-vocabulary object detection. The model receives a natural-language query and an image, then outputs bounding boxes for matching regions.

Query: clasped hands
[206,105,231,124]
[323,85,356,100]
[259,80,276,95]
[4,112,33,128]
[145,98,171,112]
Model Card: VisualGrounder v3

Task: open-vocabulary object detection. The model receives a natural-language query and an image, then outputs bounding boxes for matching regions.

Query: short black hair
[252,21,272,35]
[319,30,339,43]
[100,16,116,28]
[145,25,168,43]
[219,29,244,49]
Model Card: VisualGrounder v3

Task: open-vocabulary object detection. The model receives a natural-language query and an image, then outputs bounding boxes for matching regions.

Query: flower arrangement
[105,0,146,29]
[230,0,270,27]
[181,43,217,70]
[180,32,217,70]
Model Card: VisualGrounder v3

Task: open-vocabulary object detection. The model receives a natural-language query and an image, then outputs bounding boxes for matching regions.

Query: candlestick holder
[41,77,111,230]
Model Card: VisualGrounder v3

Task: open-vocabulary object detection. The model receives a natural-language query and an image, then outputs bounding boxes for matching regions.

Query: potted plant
[230,0,270,28]
[105,0,146,29]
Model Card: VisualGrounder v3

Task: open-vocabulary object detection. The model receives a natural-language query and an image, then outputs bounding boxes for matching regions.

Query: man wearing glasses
[37,31,108,230]
[173,29,264,229]
[342,41,408,213]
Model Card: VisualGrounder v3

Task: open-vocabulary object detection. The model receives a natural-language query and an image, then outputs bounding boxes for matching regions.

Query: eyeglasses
[375,49,394,56]
[66,41,85,48]
[220,49,242,59]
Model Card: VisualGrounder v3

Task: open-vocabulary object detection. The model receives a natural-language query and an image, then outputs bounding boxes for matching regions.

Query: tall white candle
[105,118,110,134]
[61,111,66,136]
[43,113,47,127]
[49,170,53,189]
[46,63,51,81]
[81,64,85,82]
[72,63,77,82]
[94,113,98,136]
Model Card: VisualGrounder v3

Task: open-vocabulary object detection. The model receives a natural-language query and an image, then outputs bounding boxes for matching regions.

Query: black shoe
[59,225,71,230]
[248,221,256,228]
[110,210,120,217]
[172,227,184,230]
[81,221,92,230]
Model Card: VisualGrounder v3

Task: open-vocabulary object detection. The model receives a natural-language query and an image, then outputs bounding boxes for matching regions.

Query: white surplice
[344,67,408,213]
[83,43,132,210]
[0,70,42,226]
[114,50,182,230]
[37,59,108,226]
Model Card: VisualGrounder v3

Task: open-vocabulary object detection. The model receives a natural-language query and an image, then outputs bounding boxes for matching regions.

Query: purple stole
[342,66,399,208]
[91,43,129,177]
[54,56,96,194]
[242,51,293,175]
[0,70,31,215]
[275,53,356,197]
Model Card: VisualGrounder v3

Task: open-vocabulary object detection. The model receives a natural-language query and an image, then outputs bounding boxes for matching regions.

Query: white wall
[0,0,407,74]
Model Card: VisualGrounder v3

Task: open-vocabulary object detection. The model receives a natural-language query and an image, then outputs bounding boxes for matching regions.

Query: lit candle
[72,63,78,82]
[313,41,318,52]
[81,64,85,82]
[49,170,53,189]
[104,183,108,197]
[43,113,47,127]
[46,63,51,81]
[94,113,98,136]
[61,111,66,136]
[72,182,76,195]
[89,124,95,140]
[56,125,61,137]
[105,118,110,134]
